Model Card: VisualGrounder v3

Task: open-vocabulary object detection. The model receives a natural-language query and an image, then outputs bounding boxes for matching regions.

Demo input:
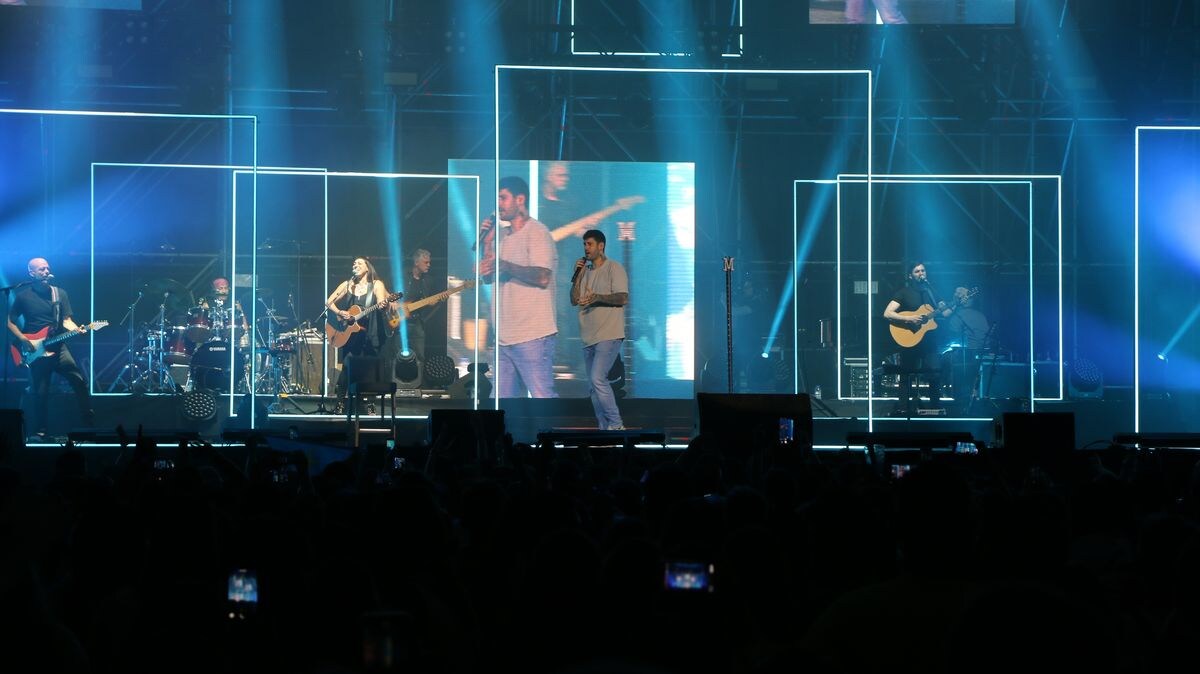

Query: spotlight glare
[1157,353,1167,362]
[761,352,769,359]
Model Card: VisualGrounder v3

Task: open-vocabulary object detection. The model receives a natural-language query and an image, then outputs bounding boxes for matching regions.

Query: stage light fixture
[448,362,491,400]
[394,351,422,390]
[1068,357,1104,399]
[423,355,457,389]
[181,389,217,423]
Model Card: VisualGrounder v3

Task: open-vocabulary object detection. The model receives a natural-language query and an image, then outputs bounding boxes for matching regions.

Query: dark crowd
[2,423,1200,674]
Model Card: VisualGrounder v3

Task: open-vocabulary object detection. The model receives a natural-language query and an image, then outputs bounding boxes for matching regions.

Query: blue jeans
[497,334,558,398]
[584,338,624,430]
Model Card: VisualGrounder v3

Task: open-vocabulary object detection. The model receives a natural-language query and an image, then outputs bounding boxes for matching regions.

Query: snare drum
[186,307,212,343]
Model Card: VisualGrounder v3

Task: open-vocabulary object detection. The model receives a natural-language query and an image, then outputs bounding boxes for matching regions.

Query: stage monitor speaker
[979,362,1030,399]
[696,393,813,452]
[0,408,25,461]
[428,409,505,462]
[994,412,1075,453]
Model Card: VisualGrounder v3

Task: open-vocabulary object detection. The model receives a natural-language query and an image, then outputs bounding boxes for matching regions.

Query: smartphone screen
[778,417,794,445]
[227,569,258,604]
[663,561,715,593]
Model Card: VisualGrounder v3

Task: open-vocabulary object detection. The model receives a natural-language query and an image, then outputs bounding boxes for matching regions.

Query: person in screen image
[479,176,558,398]
[845,0,907,24]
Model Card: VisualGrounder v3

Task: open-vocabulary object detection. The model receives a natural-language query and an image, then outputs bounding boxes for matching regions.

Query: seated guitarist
[882,261,943,415]
[324,257,399,403]
[7,257,95,439]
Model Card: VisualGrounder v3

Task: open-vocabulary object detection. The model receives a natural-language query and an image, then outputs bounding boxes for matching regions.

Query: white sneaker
[609,424,625,431]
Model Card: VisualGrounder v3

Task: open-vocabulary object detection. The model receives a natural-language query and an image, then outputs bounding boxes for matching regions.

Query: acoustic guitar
[11,321,109,367]
[325,292,402,349]
[888,287,979,348]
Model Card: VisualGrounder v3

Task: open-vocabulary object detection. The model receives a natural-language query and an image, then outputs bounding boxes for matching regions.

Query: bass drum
[190,341,246,392]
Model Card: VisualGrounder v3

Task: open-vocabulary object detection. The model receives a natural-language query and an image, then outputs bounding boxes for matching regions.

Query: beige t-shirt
[497,218,558,346]
[578,258,628,346]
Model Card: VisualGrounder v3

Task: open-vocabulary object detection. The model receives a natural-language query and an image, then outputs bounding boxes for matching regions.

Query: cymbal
[140,278,194,314]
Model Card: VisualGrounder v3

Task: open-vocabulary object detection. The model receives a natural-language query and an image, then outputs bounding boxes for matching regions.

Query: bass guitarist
[883,261,943,415]
[7,257,95,439]
[324,257,399,403]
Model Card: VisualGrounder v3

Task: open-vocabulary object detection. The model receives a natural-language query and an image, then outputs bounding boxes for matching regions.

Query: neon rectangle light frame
[569,0,744,57]
[497,64,873,409]
[89,163,317,410]
[231,170,483,421]
[0,107,258,402]
[91,165,481,426]
[793,173,1064,422]
[1133,126,1200,432]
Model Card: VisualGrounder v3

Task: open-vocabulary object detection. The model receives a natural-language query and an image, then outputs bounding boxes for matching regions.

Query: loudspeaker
[0,408,25,461]
[994,412,1075,452]
[428,409,505,462]
[696,393,814,452]
[979,362,1030,399]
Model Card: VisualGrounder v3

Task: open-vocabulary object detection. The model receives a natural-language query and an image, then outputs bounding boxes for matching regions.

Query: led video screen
[809,0,1015,25]
[448,159,695,399]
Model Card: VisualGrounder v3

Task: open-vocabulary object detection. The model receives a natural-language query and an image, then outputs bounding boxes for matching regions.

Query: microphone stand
[107,291,144,392]
[723,257,734,393]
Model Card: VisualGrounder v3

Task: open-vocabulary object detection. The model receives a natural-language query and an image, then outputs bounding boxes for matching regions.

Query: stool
[343,355,397,446]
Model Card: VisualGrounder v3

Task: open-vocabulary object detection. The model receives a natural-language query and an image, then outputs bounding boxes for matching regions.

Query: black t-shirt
[405,272,438,325]
[10,284,72,336]
[890,284,936,313]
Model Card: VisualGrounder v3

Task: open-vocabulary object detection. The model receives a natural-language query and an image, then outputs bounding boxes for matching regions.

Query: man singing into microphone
[570,230,628,430]
[882,261,944,416]
[479,176,559,398]
[7,257,95,441]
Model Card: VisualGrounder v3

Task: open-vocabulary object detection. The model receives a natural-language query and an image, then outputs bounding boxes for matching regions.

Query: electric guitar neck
[549,196,645,242]
[11,321,109,367]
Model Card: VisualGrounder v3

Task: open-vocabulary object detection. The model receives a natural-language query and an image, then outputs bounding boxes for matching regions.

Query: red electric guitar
[11,321,109,367]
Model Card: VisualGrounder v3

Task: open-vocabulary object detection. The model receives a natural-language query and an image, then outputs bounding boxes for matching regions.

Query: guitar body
[10,321,109,367]
[325,305,367,349]
[889,305,938,348]
[11,326,55,367]
[325,291,403,349]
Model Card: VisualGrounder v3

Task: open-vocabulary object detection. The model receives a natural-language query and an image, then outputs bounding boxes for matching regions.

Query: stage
[6,390,1138,453]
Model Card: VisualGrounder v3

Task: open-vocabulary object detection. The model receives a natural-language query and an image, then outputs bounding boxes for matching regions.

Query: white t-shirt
[497,218,557,346]
[578,258,628,346]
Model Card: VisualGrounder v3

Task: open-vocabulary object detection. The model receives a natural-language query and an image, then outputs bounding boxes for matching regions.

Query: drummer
[199,277,249,343]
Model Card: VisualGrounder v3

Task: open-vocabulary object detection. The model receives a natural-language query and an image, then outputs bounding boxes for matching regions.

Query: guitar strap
[50,285,61,333]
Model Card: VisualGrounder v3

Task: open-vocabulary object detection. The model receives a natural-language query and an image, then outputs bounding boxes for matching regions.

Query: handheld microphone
[570,256,588,283]
[45,273,54,280]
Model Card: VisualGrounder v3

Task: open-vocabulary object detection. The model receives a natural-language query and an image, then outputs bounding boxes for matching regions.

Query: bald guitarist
[7,257,97,439]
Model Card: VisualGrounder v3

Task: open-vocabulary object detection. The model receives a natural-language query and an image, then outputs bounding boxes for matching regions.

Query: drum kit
[109,279,325,399]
